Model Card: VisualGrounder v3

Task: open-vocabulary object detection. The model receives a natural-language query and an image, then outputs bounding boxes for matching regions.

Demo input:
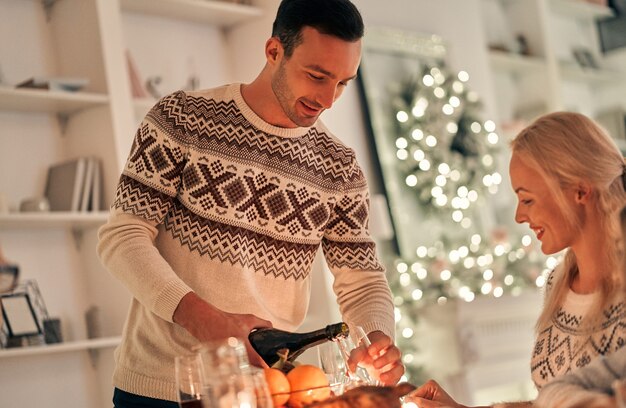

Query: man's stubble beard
[271,60,318,128]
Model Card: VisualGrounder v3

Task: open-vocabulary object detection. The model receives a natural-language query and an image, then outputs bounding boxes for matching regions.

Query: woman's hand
[405,379,466,408]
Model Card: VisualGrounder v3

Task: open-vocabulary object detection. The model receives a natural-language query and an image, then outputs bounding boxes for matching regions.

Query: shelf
[488,51,548,75]
[0,336,121,359]
[0,212,109,230]
[120,0,263,26]
[549,0,614,20]
[0,87,109,115]
[559,61,626,84]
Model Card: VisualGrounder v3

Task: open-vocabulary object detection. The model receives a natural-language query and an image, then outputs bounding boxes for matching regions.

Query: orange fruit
[264,368,291,407]
[286,365,330,408]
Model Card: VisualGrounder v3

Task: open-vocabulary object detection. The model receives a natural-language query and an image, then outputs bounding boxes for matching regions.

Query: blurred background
[0,0,625,406]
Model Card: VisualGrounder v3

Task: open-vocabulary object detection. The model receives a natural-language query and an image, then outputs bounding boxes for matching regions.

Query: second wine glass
[317,341,348,395]
[175,353,208,408]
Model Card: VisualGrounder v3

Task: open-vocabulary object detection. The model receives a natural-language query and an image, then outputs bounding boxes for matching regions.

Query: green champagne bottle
[248,322,349,367]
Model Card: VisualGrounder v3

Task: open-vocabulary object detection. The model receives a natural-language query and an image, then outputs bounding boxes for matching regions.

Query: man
[98,0,404,406]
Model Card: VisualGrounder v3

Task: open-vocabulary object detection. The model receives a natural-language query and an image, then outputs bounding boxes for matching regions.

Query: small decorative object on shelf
[19,197,50,213]
[572,46,599,69]
[0,279,50,349]
[43,317,62,344]
[0,245,19,294]
[85,305,101,339]
[515,34,531,56]
[145,76,163,100]
[489,33,532,56]
[15,76,89,93]
[125,50,149,99]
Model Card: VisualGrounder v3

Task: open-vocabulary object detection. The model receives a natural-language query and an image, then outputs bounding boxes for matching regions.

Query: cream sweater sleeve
[98,212,192,323]
[97,92,193,323]
[322,153,395,340]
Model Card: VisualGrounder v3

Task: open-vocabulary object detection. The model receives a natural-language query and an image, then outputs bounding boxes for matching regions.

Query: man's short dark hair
[271,0,364,57]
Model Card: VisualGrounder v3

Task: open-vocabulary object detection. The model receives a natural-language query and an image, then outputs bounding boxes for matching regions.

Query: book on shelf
[91,157,103,212]
[79,158,94,212]
[16,76,89,93]
[44,158,87,212]
[44,157,103,213]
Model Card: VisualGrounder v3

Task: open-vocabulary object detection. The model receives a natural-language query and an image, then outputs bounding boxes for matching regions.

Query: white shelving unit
[481,0,626,130]
[559,60,626,84]
[120,0,262,25]
[488,51,547,75]
[0,87,109,114]
[0,212,109,229]
[0,0,263,407]
[0,336,121,359]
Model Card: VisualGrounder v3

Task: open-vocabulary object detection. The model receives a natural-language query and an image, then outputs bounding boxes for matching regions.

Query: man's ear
[265,37,283,65]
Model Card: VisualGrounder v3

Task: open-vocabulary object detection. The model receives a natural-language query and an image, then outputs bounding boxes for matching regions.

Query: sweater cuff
[153,279,193,323]
[354,316,396,342]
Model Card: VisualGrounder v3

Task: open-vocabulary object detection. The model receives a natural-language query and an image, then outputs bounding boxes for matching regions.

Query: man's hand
[367,331,405,385]
[173,292,272,367]
[347,330,404,386]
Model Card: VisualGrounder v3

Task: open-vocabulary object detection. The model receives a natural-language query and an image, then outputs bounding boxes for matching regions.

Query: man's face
[270,26,362,127]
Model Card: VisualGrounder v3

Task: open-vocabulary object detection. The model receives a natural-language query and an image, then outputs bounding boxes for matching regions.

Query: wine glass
[317,341,348,395]
[337,326,381,389]
[175,353,207,408]
[194,337,257,408]
[249,367,273,408]
[613,379,626,408]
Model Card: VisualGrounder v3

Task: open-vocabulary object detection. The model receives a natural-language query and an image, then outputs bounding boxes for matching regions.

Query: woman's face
[509,152,578,254]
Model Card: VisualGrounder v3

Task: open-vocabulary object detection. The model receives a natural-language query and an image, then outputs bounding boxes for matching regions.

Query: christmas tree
[382,63,551,381]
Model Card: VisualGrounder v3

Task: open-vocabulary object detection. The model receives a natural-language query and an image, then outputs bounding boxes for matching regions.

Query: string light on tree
[393,67,503,218]
[384,63,547,382]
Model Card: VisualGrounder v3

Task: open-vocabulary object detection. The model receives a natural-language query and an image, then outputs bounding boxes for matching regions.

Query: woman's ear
[575,182,592,204]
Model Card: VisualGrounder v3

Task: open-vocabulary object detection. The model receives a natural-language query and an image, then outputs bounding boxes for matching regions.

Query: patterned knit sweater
[531,270,626,388]
[97,83,394,401]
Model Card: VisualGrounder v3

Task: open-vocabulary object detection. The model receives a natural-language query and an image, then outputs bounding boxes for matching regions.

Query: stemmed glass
[249,367,273,408]
[613,379,626,408]
[336,326,381,389]
[317,341,348,395]
[194,337,257,408]
[175,353,208,408]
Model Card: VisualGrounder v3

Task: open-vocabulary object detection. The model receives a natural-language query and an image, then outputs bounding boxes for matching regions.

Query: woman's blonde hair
[510,112,626,332]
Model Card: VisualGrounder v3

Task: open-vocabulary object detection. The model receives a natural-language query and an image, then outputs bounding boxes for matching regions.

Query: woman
[533,205,626,408]
[408,112,626,408]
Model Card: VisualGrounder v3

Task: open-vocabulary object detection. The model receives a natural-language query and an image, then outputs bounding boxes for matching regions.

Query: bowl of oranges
[264,364,331,408]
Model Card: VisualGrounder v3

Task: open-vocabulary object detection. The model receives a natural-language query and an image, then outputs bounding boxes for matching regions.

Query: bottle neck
[324,322,349,340]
